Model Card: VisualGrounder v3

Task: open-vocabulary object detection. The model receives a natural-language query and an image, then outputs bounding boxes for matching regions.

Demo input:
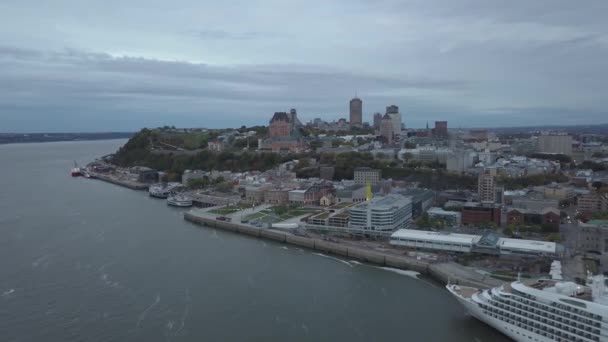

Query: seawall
[183,211,495,288]
[92,173,149,190]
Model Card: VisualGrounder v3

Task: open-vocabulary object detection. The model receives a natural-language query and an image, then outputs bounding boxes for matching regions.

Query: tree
[215,181,233,193]
[403,141,416,149]
[503,226,514,237]
[541,223,558,233]
[547,233,561,242]
[416,212,431,229]
[272,205,288,215]
[592,181,604,190]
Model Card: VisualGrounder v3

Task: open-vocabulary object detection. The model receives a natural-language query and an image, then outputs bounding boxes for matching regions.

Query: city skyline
[1,0,607,132]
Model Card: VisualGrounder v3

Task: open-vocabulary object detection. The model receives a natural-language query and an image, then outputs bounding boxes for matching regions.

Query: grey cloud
[0,0,607,132]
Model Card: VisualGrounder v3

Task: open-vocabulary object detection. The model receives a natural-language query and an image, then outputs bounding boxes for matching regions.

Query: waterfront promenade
[184,208,503,289]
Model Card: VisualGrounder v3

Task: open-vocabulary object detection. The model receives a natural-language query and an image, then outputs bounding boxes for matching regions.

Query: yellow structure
[366,182,372,201]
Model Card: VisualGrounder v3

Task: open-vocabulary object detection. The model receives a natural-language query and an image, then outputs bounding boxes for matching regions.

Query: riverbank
[81,169,503,289]
[184,210,503,289]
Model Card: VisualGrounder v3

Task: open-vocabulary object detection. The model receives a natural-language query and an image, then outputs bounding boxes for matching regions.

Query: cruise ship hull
[447,285,554,342]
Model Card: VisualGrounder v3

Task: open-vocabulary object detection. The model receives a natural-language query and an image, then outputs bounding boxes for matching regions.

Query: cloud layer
[0,0,607,132]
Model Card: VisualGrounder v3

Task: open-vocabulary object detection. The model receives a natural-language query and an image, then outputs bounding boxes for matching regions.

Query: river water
[0,140,510,342]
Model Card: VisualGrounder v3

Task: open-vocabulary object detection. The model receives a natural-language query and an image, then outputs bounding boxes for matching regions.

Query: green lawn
[330,202,353,209]
[209,205,242,215]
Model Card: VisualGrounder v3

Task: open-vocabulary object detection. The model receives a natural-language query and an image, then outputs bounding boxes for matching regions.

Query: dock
[91,173,149,190]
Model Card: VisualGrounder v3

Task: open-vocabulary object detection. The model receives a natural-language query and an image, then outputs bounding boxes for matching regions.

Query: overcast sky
[1,0,607,132]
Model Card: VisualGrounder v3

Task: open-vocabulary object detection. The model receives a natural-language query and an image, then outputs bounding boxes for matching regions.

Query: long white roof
[391,229,480,245]
[498,238,557,253]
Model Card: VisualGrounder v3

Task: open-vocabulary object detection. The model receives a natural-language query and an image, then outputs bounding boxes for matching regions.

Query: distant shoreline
[0,133,133,145]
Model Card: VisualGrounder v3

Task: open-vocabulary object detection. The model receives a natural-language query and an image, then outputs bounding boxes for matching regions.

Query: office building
[434,121,448,137]
[537,134,573,156]
[353,167,381,185]
[379,114,394,144]
[349,195,412,231]
[349,97,362,126]
[386,105,402,137]
[478,170,496,203]
[373,112,383,130]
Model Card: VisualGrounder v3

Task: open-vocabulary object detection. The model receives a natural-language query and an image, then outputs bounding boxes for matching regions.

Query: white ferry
[447,272,608,342]
[149,182,183,199]
[149,185,170,198]
[167,195,193,207]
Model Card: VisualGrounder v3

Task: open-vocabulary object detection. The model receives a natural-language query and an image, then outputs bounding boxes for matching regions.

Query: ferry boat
[149,182,183,199]
[71,161,81,177]
[167,195,193,207]
[447,272,608,342]
[149,185,170,198]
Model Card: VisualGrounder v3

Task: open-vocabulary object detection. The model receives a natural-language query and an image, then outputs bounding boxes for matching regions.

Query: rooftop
[350,195,411,211]
[391,229,480,245]
[499,238,557,254]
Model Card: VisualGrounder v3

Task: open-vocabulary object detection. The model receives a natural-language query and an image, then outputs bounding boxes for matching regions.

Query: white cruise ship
[448,273,608,342]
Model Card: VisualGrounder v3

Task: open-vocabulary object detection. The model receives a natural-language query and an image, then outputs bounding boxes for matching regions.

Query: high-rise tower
[349,97,362,126]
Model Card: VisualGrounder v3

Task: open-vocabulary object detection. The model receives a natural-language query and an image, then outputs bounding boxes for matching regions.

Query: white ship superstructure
[448,272,608,342]
[167,195,193,207]
[149,182,183,199]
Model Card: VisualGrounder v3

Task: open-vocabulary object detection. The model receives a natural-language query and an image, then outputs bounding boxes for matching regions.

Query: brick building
[462,202,501,226]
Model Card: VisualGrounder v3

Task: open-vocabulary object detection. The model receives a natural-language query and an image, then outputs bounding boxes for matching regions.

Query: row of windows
[389,238,471,249]
[487,299,600,337]
[496,291,601,330]
[513,290,602,324]
[513,289,602,322]
[481,305,599,342]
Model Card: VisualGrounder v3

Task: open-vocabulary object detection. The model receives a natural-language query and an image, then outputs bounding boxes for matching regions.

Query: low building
[389,230,560,257]
[320,194,335,206]
[506,207,560,230]
[264,188,290,205]
[511,197,559,212]
[182,169,207,186]
[245,186,266,204]
[336,185,367,203]
[461,202,501,226]
[574,220,608,255]
[348,194,412,231]
[427,207,461,226]
[129,166,158,183]
[578,192,608,217]
[542,184,575,200]
[208,140,224,152]
[354,167,381,185]
[288,182,334,206]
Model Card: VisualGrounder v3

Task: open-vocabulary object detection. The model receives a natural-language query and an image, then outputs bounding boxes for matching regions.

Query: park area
[209,203,251,215]
[243,206,321,224]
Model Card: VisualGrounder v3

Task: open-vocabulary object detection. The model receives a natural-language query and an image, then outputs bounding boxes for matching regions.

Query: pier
[90,173,149,190]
